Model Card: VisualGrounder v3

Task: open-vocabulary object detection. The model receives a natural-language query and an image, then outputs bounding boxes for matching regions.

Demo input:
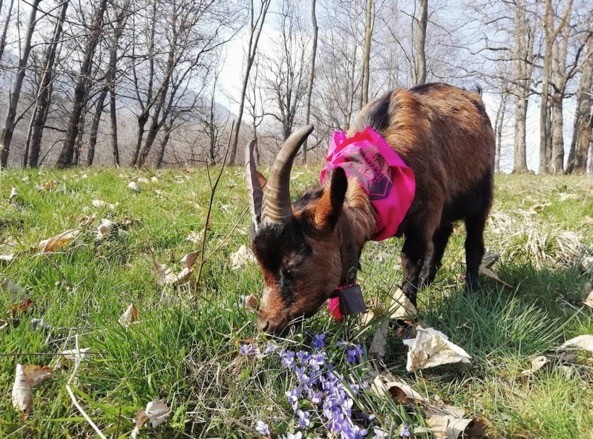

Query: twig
[194,120,234,295]
[228,418,261,437]
[66,385,107,439]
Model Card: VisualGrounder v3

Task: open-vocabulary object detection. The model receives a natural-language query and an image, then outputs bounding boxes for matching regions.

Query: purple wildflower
[346,345,363,363]
[239,343,259,356]
[255,420,270,436]
[285,387,301,411]
[283,433,303,439]
[280,350,296,369]
[263,342,278,355]
[400,424,411,438]
[297,350,311,365]
[373,427,388,439]
[312,333,326,349]
[308,351,327,370]
[296,409,310,429]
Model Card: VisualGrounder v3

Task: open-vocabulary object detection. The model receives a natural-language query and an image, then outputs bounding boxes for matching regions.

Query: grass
[0,167,592,438]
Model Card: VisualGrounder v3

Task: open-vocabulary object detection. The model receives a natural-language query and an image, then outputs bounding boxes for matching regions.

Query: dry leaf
[478,266,513,289]
[426,414,487,439]
[560,335,593,353]
[186,230,204,244]
[38,228,80,253]
[181,251,199,269]
[12,364,53,415]
[128,181,141,192]
[119,303,140,328]
[131,398,170,437]
[371,373,425,404]
[389,288,417,320]
[0,253,15,263]
[10,298,34,319]
[137,177,150,184]
[152,256,194,286]
[97,219,115,239]
[480,252,499,269]
[151,176,158,182]
[521,356,548,376]
[0,319,8,331]
[369,320,389,359]
[9,187,18,200]
[35,179,58,191]
[559,192,578,202]
[91,199,116,209]
[403,327,471,372]
[240,294,258,310]
[230,245,256,270]
[584,291,593,309]
[61,348,92,362]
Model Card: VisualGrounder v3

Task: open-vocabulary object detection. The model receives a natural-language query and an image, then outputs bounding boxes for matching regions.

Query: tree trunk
[22,105,38,167]
[229,0,271,165]
[0,0,41,168]
[567,35,593,174]
[513,90,529,172]
[303,0,318,163]
[28,0,69,168]
[87,87,108,166]
[0,0,14,63]
[494,93,508,173]
[550,95,565,174]
[72,108,87,166]
[155,119,173,168]
[414,0,428,85]
[56,0,108,168]
[360,0,374,107]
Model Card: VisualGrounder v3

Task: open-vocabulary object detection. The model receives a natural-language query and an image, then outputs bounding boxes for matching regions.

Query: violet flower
[255,420,270,436]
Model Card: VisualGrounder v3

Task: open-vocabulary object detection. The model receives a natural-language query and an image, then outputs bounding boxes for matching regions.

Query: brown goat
[246,83,495,334]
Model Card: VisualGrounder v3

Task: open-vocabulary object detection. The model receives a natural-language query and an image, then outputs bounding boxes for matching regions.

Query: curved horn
[245,140,263,230]
[263,125,314,222]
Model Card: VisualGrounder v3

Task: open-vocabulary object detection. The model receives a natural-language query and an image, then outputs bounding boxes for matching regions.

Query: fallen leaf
[371,373,425,404]
[480,252,499,269]
[119,303,140,328]
[1,278,25,295]
[369,320,389,359]
[583,291,593,309]
[61,347,92,362]
[151,252,196,286]
[128,181,140,192]
[151,176,158,182]
[97,219,115,239]
[0,319,8,331]
[35,179,58,191]
[91,199,116,209]
[0,253,15,263]
[388,288,417,320]
[132,399,170,437]
[478,266,513,289]
[186,229,205,244]
[230,245,256,270]
[38,228,80,253]
[403,327,471,372]
[240,294,258,310]
[426,414,487,439]
[9,187,18,200]
[560,335,593,353]
[137,177,150,184]
[11,364,53,415]
[521,356,548,376]
[10,298,34,319]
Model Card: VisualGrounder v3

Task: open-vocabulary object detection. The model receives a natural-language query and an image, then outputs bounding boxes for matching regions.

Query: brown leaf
[403,327,471,372]
[38,228,80,253]
[35,180,58,191]
[97,219,115,239]
[521,356,548,376]
[181,251,199,269]
[371,373,425,405]
[426,414,488,439]
[230,245,256,270]
[119,303,140,328]
[132,398,170,437]
[240,294,258,310]
[478,266,513,289]
[560,335,593,353]
[0,253,15,263]
[583,291,593,309]
[11,364,53,415]
[9,186,18,200]
[368,320,389,359]
[10,298,34,319]
[128,181,141,192]
[388,288,417,320]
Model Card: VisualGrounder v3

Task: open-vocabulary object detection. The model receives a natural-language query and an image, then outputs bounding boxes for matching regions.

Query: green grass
[0,167,592,438]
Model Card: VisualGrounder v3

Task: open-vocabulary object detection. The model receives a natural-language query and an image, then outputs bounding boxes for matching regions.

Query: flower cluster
[242,335,390,438]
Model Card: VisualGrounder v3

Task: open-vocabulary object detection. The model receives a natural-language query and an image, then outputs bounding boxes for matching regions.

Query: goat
[246,83,495,334]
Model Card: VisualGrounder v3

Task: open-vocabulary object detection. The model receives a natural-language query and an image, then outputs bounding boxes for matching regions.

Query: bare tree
[567,30,593,174]
[302,0,318,163]
[228,0,271,165]
[0,0,14,64]
[360,0,374,107]
[56,0,108,168]
[27,0,70,168]
[413,0,428,85]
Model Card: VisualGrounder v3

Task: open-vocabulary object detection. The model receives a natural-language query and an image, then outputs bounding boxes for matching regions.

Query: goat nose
[259,319,269,332]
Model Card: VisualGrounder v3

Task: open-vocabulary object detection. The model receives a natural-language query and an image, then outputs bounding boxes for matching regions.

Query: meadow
[0,167,592,438]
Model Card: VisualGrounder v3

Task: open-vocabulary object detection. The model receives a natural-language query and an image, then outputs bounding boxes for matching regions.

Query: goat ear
[314,167,348,231]
[257,171,267,189]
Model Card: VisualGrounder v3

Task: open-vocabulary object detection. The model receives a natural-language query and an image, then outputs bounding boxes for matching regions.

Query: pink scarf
[321,126,416,322]
[320,126,415,241]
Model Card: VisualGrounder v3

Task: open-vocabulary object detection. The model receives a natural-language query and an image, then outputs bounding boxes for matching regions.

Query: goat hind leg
[464,213,488,291]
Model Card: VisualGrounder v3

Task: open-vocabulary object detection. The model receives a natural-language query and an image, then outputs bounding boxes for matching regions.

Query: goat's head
[245,125,349,334]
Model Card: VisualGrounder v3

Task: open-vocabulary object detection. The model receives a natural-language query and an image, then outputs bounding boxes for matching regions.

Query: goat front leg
[420,222,453,288]
[401,226,429,307]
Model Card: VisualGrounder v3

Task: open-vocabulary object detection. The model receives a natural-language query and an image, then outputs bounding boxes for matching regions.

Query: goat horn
[263,125,314,222]
[245,140,263,230]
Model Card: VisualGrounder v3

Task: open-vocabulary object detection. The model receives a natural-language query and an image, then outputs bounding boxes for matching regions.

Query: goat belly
[320,126,416,240]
